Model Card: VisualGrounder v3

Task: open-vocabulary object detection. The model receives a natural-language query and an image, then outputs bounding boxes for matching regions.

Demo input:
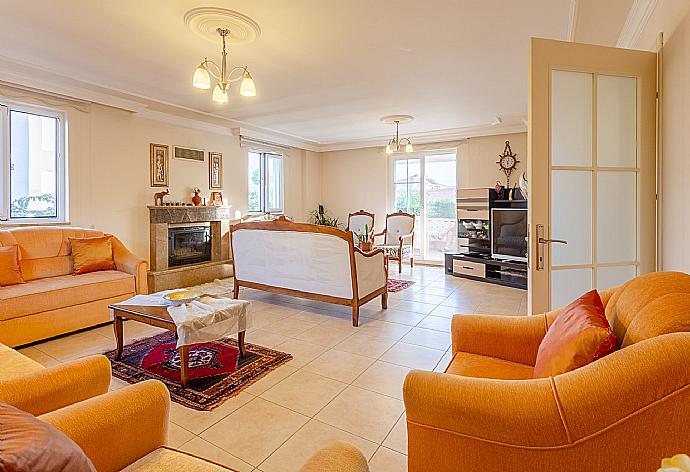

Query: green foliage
[10,193,56,218]
[426,198,455,218]
[309,204,341,228]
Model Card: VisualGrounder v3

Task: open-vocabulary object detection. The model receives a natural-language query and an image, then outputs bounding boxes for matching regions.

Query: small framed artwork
[210,191,223,206]
[150,143,169,187]
[209,152,223,189]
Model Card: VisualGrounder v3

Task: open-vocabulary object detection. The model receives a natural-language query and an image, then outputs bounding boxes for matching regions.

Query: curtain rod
[239,135,291,151]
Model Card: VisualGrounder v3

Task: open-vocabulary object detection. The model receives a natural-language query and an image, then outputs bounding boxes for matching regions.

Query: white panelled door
[528,38,657,313]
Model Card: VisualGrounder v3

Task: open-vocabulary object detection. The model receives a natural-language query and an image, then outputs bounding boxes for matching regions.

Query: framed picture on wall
[209,152,223,189]
[150,143,169,187]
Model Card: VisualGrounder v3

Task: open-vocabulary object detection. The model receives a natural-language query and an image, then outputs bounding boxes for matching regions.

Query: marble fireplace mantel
[147,205,232,224]
[148,205,233,292]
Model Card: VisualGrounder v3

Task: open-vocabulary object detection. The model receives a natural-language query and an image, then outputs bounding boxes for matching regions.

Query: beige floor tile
[398,292,448,305]
[380,342,445,370]
[433,351,453,372]
[108,376,130,391]
[302,349,375,383]
[413,286,456,296]
[369,446,408,472]
[16,346,60,367]
[170,391,255,434]
[315,386,404,443]
[352,361,410,400]
[400,327,451,350]
[201,398,309,466]
[260,370,347,416]
[428,305,464,318]
[332,332,397,359]
[274,339,329,368]
[167,422,195,448]
[180,437,254,472]
[292,324,355,348]
[390,300,437,315]
[252,310,296,329]
[259,419,378,472]
[260,318,321,338]
[373,309,427,326]
[382,414,407,454]
[358,320,412,341]
[246,329,290,348]
[243,365,298,396]
[416,315,451,332]
[33,330,113,361]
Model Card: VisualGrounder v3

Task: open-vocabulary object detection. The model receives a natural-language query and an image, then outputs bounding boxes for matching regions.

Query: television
[491,208,528,262]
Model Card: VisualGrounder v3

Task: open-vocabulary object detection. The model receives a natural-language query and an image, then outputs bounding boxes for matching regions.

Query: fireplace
[168,225,212,267]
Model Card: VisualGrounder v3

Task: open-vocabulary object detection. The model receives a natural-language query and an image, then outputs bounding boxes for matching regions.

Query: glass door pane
[423,153,457,261]
[392,158,422,256]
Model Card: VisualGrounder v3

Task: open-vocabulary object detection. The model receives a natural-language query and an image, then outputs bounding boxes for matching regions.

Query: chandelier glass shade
[192,28,256,103]
[385,120,414,154]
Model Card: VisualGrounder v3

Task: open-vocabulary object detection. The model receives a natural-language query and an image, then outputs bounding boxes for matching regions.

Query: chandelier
[382,115,414,154]
[192,28,256,104]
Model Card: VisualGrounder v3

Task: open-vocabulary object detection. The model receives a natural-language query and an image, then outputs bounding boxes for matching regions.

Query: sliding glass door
[391,153,457,262]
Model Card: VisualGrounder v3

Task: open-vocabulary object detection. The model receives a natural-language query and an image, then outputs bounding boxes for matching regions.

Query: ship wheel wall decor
[496,140,519,187]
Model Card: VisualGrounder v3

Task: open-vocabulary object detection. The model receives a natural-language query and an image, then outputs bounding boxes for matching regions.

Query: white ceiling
[0,0,577,145]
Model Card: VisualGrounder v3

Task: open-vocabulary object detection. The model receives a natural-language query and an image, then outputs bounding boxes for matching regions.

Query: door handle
[535,224,568,271]
[538,237,568,245]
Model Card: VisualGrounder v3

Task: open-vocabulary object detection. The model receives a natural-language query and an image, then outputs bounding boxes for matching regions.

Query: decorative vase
[360,241,373,252]
[192,191,202,206]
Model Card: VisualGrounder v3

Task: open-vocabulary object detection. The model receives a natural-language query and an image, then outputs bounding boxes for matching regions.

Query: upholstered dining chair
[346,210,375,242]
[374,211,415,273]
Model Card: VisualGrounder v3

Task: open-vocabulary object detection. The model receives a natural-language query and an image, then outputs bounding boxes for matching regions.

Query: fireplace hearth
[168,225,211,267]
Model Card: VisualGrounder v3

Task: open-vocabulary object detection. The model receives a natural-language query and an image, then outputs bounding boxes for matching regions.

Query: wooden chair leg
[410,256,414,268]
[352,304,360,327]
[381,291,388,309]
[398,258,402,273]
[233,283,239,299]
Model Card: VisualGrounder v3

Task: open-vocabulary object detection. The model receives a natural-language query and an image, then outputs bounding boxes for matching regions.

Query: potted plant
[357,224,373,251]
[309,204,341,228]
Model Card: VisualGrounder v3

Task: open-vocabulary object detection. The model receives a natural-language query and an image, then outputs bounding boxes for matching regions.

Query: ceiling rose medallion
[381,115,414,154]
[186,8,260,104]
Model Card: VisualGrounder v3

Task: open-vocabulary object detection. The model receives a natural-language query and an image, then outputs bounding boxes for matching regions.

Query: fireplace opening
[168,225,211,267]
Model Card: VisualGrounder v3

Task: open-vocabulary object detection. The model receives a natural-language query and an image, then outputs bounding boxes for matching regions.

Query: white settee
[230,216,388,326]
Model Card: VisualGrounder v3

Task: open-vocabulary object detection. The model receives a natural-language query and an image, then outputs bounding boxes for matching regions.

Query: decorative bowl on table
[163,290,199,305]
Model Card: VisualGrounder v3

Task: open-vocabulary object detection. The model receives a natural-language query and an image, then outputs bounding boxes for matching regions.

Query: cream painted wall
[0,87,313,261]
[320,132,526,232]
[458,133,527,189]
[636,3,690,273]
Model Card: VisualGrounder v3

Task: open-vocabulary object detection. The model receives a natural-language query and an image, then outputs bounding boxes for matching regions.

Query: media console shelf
[445,253,527,289]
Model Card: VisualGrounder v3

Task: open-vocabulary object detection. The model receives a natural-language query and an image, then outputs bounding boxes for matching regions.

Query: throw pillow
[533,290,617,378]
[0,245,25,286]
[0,400,96,472]
[70,235,116,275]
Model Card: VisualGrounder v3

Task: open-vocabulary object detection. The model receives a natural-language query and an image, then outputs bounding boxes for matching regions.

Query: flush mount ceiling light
[187,8,259,104]
[381,115,414,154]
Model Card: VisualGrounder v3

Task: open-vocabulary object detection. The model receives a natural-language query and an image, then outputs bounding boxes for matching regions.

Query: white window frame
[247,149,284,214]
[0,100,67,224]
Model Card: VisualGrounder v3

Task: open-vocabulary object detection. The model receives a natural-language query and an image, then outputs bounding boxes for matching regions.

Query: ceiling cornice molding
[617,0,658,48]
[318,122,527,153]
[567,0,579,41]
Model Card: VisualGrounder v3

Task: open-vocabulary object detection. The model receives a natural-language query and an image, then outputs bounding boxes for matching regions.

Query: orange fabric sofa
[0,226,147,347]
[403,271,690,472]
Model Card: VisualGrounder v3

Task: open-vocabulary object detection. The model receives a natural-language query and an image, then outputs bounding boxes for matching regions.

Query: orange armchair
[403,272,690,472]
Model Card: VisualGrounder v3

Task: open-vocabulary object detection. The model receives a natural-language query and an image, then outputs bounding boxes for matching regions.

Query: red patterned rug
[387,278,415,292]
[104,332,292,411]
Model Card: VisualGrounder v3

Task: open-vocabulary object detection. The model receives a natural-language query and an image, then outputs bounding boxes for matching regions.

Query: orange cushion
[0,246,25,286]
[70,236,116,275]
[446,352,534,380]
[534,290,616,378]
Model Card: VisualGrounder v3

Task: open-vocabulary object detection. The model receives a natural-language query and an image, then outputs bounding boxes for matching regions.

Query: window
[393,158,421,216]
[248,150,283,213]
[0,102,66,222]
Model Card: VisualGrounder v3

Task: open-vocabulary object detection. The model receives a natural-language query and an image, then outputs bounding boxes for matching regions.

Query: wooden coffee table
[109,304,246,388]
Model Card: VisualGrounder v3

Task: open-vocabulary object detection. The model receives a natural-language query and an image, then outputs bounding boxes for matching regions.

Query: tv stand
[445,253,527,290]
